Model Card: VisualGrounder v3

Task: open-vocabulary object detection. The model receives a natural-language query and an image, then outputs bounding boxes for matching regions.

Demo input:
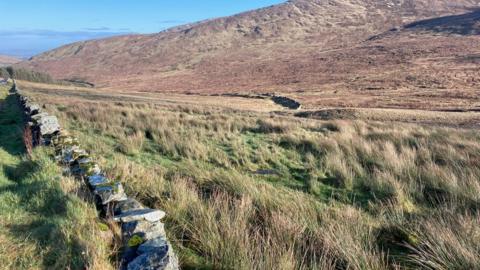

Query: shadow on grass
[1,160,88,269]
[0,93,25,156]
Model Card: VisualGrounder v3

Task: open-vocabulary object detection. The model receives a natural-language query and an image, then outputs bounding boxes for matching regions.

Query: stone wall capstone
[11,80,179,270]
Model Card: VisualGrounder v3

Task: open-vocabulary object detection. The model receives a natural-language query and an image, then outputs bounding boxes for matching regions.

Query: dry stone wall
[11,81,179,270]
[269,95,301,110]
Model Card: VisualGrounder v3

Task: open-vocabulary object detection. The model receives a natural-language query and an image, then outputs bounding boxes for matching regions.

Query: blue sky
[0,0,284,58]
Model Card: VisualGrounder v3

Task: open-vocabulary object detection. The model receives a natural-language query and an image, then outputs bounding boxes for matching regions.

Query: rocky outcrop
[12,81,178,270]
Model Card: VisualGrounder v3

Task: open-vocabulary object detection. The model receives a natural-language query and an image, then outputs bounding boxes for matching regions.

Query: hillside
[19,0,480,110]
[0,55,21,67]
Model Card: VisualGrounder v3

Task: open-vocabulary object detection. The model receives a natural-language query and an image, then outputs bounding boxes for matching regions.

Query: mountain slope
[0,55,21,67]
[19,0,480,109]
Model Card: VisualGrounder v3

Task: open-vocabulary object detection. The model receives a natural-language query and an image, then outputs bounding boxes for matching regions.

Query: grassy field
[0,84,114,270]
[21,82,480,270]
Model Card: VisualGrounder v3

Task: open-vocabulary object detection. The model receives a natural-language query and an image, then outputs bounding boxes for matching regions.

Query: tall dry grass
[24,89,480,269]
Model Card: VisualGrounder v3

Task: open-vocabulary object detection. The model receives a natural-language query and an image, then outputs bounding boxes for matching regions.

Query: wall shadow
[0,93,25,156]
[1,160,87,269]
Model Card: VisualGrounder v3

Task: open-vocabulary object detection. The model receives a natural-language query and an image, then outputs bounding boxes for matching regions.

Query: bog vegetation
[19,86,480,269]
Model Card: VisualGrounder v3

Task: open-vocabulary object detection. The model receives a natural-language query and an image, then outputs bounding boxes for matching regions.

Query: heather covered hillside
[19,0,480,110]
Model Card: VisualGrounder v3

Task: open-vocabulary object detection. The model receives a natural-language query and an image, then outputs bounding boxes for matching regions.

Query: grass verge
[0,84,114,270]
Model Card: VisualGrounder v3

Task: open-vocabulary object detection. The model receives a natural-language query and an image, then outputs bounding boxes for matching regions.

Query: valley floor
[0,84,113,270]
[18,81,480,269]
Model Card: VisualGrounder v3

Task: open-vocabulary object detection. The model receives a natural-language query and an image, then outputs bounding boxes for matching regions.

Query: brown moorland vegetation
[18,0,480,110]
[0,55,20,67]
[20,81,480,270]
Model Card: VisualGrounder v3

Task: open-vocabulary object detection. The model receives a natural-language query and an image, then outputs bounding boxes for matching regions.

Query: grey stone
[31,112,48,121]
[137,236,168,255]
[166,251,179,270]
[70,164,84,175]
[114,208,165,223]
[77,160,101,176]
[114,198,144,215]
[127,249,169,270]
[70,148,88,159]
[142,221,166,240]
[88,174,108,187]
[94,182,128,205]
[77,157,92,164]
[26,103,40,114]
[89,164,102,175]
[37,115,60,135]
[61,151,75,164]
[122,220,166,242]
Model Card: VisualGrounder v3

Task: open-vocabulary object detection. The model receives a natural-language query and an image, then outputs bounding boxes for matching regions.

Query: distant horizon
[0,0,284,58]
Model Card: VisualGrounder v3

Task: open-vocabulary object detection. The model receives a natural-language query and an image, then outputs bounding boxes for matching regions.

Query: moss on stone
[128,235,144,247]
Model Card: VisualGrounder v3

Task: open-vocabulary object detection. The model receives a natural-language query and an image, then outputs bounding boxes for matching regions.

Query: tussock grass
[25,89,480,269]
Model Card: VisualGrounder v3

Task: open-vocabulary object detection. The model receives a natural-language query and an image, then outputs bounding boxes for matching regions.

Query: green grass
[23,90,480,269]
[0,85,113,270]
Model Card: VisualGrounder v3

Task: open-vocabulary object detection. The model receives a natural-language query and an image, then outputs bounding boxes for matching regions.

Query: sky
[0,0,284,58]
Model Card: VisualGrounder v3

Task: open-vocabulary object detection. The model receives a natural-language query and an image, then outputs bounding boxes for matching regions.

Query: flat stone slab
[114,208,166,223]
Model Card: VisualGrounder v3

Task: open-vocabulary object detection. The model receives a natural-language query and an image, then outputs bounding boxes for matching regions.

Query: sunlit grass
[24,88,480,269]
